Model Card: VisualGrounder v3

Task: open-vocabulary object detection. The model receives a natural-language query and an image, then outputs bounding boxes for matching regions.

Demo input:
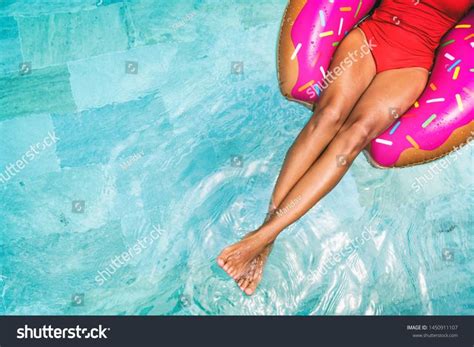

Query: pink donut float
[277,0,474,168]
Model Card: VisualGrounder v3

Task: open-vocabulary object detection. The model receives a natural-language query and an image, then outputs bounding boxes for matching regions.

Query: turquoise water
[0,0,472,315]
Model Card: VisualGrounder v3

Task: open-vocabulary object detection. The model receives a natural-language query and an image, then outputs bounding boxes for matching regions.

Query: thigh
[316,28,376,116]
[339,67,429,138]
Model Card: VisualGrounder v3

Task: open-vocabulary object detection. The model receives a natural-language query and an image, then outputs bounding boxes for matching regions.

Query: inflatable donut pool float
[277,0,474,168]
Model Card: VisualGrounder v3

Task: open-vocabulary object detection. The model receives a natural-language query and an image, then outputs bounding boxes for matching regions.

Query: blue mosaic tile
[0,16,22,74]
[51,91,170,168]
[0,65,76,121]
[18,3,129,68]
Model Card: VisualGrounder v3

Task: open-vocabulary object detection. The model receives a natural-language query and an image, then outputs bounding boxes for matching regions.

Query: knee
[341,119,377,153]
[308,105,344,132]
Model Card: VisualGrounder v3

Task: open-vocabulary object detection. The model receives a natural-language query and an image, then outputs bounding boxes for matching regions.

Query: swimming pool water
[0,0,473,315]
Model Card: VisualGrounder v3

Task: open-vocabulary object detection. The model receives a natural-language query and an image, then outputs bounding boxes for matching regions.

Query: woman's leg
[231,29,376,293]
[218,67,428,294]
[270,28,376,209]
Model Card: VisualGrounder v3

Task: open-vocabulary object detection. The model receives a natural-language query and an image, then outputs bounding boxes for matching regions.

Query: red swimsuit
[359,0,472,72]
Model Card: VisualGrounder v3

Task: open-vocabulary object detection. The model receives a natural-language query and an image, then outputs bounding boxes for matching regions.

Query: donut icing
[369,11,474,167]
[278,0,377,107]
[277,0,474,168]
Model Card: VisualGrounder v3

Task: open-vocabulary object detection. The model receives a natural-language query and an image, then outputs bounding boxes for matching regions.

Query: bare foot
[236,243,273,295]
[217,230,270,282]
[218,204,276,294]
[235,205,277,295]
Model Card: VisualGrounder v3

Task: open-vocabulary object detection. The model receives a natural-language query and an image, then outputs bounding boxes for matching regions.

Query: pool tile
[0,0,119,17]
[124,0,200,47]
[0,16,22,74]
[0,163,120,242]
[0,113,61,185]
[123,0,284,47]
[17,3,129,68]
[68,43,177,110]
[0,65,76,121]
[1,219,125,314]
[51,91,170,168]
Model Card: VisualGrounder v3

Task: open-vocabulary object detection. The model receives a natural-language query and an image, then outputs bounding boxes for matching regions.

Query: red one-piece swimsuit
[358,0,472,72]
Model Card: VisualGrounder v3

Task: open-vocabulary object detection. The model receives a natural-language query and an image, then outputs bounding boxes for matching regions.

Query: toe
[243,276,253,290]
[246,276,260,295]
[217,247,233,266]
[217,257,225,267]
[232,267,244,279]
[241,278,250,290]
[241,272,255,291]
[243,262,263,295]
[244,278,255,294]
[238,279,245,289]
[228,266,235,276]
